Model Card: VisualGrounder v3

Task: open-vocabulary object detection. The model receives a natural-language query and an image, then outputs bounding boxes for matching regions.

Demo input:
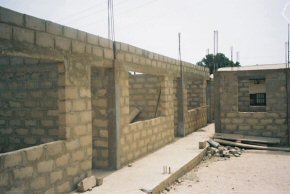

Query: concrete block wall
[129,74,162,121]
[184,106,207,135]
[184,77,208,135]
[173,79,178,136]
[119,69,176,165]
[91,68,112,169]
[0,140,92,194]
[186,78,206,110]
[0,57,60,153]
[0,6,210,193]
[206,79,214,122]
[215,70,289,145]
[0,6,109,193]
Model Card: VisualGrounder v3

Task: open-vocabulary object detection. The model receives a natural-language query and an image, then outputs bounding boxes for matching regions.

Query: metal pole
[217,30,218,54]
[287,23,290,145]
[231,46,233,61]
[287,24,290,68]
[213,30,216,72]
[286,42,288,67]
[177,32,185,137]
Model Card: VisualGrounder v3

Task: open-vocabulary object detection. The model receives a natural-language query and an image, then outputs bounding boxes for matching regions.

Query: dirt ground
[162,150,290,194]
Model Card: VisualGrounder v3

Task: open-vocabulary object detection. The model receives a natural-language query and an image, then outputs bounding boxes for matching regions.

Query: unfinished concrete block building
[0,7,210,193]
[215,64,290,145]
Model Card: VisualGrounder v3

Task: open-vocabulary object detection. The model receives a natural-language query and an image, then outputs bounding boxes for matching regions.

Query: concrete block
[26,146,43,161]
[94,140,108,148]
[99,37,110,48]
[2,152,22,168]
[199,141,207,149]
[56,154,69,167]
[24,137,37,145]
[63,26,77,39]
[25,15,45,31]
[13,166,33,179]
[80,160,91,171]
[67,165,79,176]
[0,23,12,40]
[66,87,78,99]
[0,7,23,26]
[85,44,92,53]
[72,150,85,161]
[99,129,108,138]
[47,142,63,156]
[72,40,86,53]
[66,139,80,151]
[56,181,70,193]
[77,176,97,192]
[260,119,273,125]
[87,33,99,44]
[37,160,53,173]
[0,172,9,187]
[50,170,63,184]
[36,32,54,48]
[55,36,71,51]
[92,46,103,57]
[80,111,92,123]
[44,188,55,194]
[41,119,54,127]
[72,100,86,111]
[77,30,86,42]
[30,176,46,190]
[13,27,34,44]
[46,21,62,35]
[79,88,91,98]
[104,48,113,59]
[80,135,91,146]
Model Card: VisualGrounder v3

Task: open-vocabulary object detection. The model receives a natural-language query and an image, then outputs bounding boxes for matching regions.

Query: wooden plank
[214,139,290,152]
[214,133,280,144]
[129,107,141,123]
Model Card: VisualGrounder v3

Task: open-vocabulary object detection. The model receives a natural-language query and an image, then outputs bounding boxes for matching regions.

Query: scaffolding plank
[214,133,280,144]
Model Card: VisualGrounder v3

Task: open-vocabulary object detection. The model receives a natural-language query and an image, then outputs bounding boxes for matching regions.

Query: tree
[197,53,240,74]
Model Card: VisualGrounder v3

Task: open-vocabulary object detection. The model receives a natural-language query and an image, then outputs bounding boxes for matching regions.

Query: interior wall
[0,57,60,153]
[187,78,204,110]
[129,74,162,121]
[91,68,111,169]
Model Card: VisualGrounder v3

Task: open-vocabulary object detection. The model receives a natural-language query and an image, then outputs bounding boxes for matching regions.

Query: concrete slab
[71,124,214,194]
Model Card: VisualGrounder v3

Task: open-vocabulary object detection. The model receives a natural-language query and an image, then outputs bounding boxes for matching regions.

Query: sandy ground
[162,150,290,194]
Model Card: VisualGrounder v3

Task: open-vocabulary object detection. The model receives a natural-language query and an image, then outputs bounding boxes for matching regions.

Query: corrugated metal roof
[218,63,288,71]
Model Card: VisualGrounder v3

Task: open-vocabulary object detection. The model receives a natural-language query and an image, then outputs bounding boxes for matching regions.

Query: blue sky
[0,0,289,66]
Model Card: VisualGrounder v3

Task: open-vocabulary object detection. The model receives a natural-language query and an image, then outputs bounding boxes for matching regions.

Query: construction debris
[129,107,141,123]
[199,141,207,149]
[77,176,98,192]
[214,133,280,145]
[207,139,220,148]
[214,139,290,152]
[205,139,243,159]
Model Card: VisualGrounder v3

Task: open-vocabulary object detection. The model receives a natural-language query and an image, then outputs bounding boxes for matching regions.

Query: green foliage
[197,53,240,74]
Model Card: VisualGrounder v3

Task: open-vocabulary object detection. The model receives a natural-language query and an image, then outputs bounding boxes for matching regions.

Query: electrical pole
[286,42,288,66]
[216,30,219,54]
[287,24,290,68]
[213,30,218,71]
[230,46,233,61]
[236,51,239,63]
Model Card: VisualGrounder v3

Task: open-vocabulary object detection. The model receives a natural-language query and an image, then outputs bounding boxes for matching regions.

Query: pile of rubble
[205,139,244,159]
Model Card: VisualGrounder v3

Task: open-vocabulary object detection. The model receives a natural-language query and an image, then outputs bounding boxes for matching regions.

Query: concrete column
[287,69,290,145]
[214,72,221,133]
[108,60,121,170]
[206,80,212,123]
[177,78,185,137]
